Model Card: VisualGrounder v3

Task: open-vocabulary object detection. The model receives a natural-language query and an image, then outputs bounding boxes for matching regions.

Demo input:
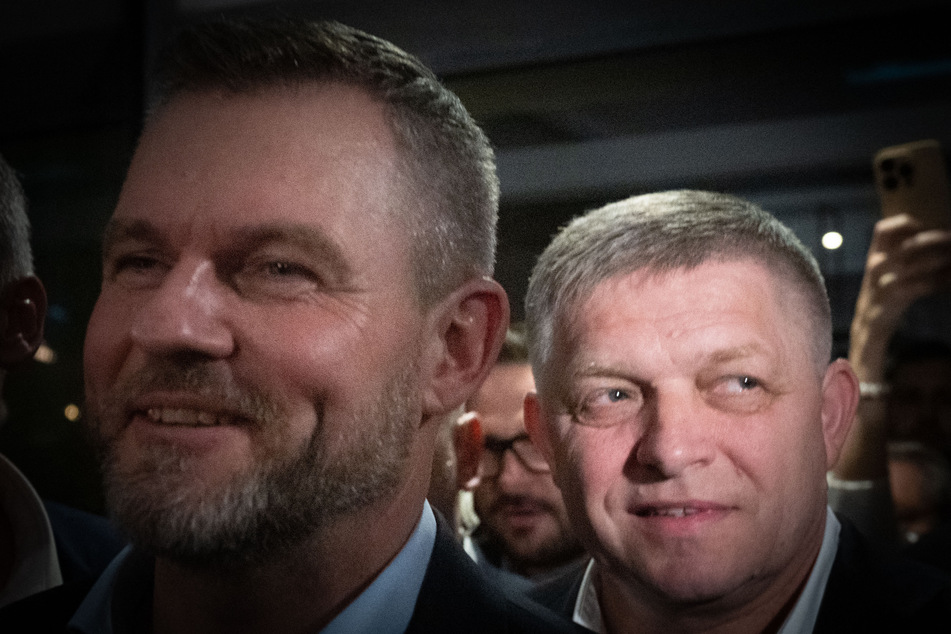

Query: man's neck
[151,497,424,634]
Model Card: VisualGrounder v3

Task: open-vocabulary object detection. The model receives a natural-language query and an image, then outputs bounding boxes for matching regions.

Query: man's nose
[634,389,715,478]
[129,259,235,358]
[496,448,531,489]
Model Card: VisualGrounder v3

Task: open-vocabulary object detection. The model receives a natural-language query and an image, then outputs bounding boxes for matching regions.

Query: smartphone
[873,139,951,230]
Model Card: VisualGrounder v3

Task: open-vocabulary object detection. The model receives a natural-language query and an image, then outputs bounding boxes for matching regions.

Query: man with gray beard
[0,17,581,634]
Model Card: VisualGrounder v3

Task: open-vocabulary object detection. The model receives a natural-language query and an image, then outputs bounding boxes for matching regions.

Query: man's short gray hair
[524,190,832,390]
[0,153,33,289]
[147,17,499,306]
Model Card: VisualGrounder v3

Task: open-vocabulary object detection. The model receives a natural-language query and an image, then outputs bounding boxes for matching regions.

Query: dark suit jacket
[813,520,951,632]
[530,519,951,633]
[407,516,584,633]
[0,512,582,633]
[44,501,126,585]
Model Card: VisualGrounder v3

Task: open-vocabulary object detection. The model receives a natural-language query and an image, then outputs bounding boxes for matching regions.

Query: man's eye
[232,258,323,300]
[113,255,158,271]
[265,261,308,277]
[708,375,770,413]
[242,257,320,283]
[107,254,168,287]
[573,386,642,428]
[723,376,759,393]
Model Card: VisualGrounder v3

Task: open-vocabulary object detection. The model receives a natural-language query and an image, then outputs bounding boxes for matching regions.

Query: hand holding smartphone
[873,139,951,230]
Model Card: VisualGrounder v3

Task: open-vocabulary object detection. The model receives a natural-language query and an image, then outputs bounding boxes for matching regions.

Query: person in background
[0,18,581,634]
[426,405,472,530]
[462,324,585,592]
[523,190,951,632]
[829,213,951,550]
[887,441,951,546]
[892,439,951,572]
[0,152,124,608]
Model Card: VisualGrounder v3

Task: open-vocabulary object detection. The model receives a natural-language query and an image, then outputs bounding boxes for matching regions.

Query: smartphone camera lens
[898,161,915,185]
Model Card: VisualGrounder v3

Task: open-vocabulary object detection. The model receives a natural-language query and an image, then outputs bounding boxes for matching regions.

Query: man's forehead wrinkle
[146,87,402,212]
[564,274,783,380]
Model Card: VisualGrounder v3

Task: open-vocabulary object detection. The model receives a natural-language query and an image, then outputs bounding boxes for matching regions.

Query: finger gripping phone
[873,139,951,230]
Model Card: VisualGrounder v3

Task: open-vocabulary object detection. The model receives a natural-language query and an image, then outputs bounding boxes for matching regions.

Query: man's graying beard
[89,357,420,569]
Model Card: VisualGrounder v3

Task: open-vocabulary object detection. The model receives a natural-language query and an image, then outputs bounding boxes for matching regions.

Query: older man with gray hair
[523,190,951,633]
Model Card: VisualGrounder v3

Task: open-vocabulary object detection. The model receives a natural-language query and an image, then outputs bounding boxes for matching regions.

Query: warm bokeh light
[34,343,57,364]
[821,231,843,250]
[64,404,81,422]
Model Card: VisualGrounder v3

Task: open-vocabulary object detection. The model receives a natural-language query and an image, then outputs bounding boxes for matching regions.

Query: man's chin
[502,526,585,573]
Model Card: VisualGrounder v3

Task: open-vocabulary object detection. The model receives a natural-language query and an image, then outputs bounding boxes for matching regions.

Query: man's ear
[524,391,557,479]
[0,276,47,369]
[455,412,483,490]
[820,358,860,469]
[421,277,509,417]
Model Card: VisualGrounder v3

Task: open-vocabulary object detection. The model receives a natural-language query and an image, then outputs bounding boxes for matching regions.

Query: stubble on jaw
[89,356,422,570]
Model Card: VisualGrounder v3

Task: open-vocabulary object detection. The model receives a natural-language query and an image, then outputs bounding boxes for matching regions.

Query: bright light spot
[34,343,57,364]
[64,404,81,422]
[821,231,843,250]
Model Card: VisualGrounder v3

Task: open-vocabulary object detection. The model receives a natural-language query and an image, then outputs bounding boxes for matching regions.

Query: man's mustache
[94,358,281,431]
[491,494,554,515]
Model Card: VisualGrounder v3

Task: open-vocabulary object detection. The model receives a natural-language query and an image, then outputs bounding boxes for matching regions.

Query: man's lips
[635,506,712,518]
[143,407,241,427]
[631,501,732,520]
[124,392,256,431]
[491,497,554,531]
[626,501,735,540]
[497,499,547,516]
[122,401,256,453]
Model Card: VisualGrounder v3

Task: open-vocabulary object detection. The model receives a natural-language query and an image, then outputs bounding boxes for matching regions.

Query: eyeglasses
[479,434,550,477]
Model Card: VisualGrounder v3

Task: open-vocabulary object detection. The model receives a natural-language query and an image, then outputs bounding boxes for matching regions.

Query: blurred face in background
[470,362,581,576]
[890,458,938,543]
[888,357,951,458]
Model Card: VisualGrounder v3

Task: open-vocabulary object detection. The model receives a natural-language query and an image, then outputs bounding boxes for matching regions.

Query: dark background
[2,0,950,513]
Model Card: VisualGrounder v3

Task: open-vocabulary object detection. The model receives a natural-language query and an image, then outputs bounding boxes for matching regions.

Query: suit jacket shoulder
[0,578,91,633]
[2,516,585,634]
[407,518,585,633]
[814,518,951,633]
[514,520,951,633]
[525,558,588,622]
[44,501,126,584]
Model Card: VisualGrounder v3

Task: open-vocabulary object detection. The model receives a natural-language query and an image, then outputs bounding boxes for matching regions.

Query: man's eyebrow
[704,344,766,365]
[569,363,631,380]
[228,224,353,281]
[567,345,767,380]
[101,218,167,256]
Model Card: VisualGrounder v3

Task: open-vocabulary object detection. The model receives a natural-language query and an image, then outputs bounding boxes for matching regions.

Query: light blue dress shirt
[69,501,437,633]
